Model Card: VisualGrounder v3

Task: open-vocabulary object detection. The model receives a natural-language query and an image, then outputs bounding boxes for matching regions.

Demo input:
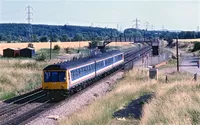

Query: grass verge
[59,68,200,125]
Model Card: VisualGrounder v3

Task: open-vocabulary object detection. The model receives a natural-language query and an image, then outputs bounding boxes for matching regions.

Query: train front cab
[42,70,69,90]
[42,70,69,101]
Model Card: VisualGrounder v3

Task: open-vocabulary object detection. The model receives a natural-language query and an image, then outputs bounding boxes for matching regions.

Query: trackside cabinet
[149,67,158,80]
[152,46,159,56]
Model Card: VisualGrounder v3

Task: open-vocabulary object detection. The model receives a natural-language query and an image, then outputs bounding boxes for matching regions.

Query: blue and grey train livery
[42,50,124,93]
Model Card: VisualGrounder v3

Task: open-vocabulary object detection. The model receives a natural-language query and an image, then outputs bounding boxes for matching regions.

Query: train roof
[94,50,123,61]
[43,50,123,70]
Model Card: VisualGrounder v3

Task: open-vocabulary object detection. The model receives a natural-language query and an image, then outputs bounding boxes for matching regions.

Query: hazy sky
[0,0,200,31]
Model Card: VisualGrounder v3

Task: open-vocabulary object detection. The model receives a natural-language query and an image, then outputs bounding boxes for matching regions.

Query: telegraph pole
[50,32,52,60]
[176,36,179,72]
[26,5,33,42]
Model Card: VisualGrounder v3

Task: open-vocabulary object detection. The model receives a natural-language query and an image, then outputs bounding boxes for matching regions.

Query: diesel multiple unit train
[42,50,124,100]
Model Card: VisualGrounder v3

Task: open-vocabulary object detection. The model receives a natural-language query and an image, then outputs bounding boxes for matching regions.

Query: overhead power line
[26,5,33,42]
[133,18,140,29]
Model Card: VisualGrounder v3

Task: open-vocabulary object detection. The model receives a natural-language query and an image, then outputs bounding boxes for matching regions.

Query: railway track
[0,99,52,125]
[0,89,51,125]
[124,46,151,60]
[124,46,151,69]
[0,45,152,125]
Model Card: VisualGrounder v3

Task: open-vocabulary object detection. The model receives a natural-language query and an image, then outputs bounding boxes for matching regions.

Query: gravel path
[27,72,124,125]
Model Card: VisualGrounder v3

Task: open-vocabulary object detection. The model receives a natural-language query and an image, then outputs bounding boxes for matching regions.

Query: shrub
[53,44,60,51]
[40,36,48,42]
[27,43,34,48]
[64,47,70,53]
[191,42,200,52]
[89,40,101,49]
[166,37,173,46]
[35,53,46,61]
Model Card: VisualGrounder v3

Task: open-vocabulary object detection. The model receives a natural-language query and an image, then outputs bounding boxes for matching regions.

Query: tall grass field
[0,58,50,100]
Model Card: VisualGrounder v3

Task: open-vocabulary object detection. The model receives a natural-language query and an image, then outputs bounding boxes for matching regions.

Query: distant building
[3,48,20,58]
[20,48,35,58]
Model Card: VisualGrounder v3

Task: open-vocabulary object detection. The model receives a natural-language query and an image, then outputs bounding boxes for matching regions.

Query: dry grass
[59,68,200,125]
[141,72,200,125]
[0,58,50,100]
[0,42,133,54]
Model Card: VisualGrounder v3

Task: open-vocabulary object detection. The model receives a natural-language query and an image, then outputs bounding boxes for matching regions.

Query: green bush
[89,40,102,48]
[53,44,60,51]
[35,53,46,61]
[191,42,200,52]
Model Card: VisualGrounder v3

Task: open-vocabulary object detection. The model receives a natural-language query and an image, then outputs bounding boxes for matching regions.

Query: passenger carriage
[42,50,124,100]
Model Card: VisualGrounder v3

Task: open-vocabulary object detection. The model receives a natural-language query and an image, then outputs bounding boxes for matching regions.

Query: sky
[0,0,200,31]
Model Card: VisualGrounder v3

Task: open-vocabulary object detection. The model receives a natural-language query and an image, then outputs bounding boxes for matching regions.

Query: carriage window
[92,64,95,70]
[44,72,51,82]
[71,71,74,78]
[51,72,58,82]
[79,67,82,76]
[59,72,66,82]
[77,69,79,75]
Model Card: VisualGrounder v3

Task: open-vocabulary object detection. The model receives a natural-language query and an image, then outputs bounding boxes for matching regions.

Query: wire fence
[165,73,198,84]
[142,49,173,68]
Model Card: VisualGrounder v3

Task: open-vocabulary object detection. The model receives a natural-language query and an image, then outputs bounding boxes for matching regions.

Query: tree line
[0,23,200,43]
[0,23,119,42]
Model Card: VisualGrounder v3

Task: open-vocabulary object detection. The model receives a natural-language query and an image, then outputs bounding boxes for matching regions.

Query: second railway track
[0,89,51,125]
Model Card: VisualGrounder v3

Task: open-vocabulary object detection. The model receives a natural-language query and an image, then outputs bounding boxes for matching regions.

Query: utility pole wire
[25,5,33,42]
